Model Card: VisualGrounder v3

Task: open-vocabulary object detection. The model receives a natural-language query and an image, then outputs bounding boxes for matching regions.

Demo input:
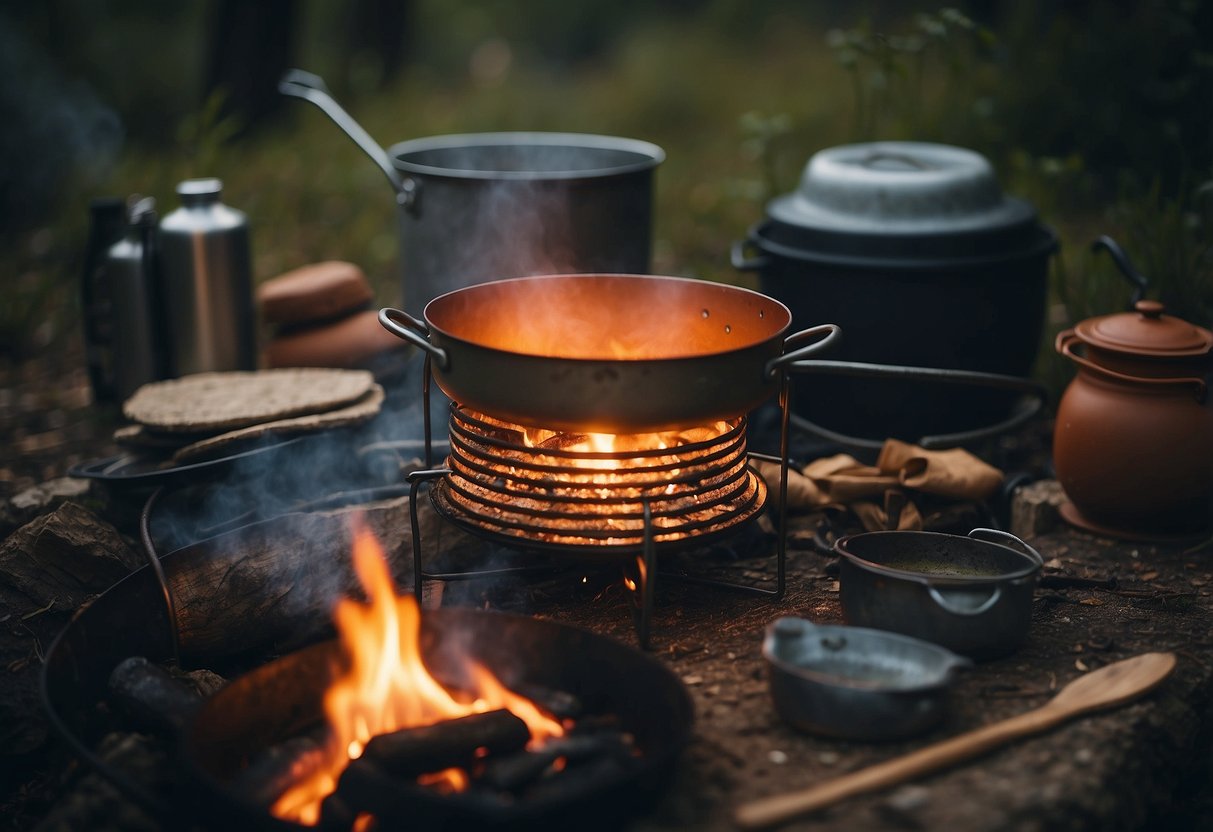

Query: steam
[0,14,123,224]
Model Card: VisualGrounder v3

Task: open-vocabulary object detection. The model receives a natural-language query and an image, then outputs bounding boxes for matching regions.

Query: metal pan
[380,273,840,433]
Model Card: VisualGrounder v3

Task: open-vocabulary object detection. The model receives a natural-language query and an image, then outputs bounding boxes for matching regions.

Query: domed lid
[762,142,1047,264]
[1076,300,1213,358]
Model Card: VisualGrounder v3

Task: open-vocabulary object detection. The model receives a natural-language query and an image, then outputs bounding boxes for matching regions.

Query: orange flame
[271,521,563,825]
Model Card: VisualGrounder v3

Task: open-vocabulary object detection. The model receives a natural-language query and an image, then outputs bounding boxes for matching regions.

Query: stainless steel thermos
[81,179,256,404]
[159,178,255,376]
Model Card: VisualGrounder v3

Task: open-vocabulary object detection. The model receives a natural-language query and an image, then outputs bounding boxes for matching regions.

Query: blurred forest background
[1,0,1211,385]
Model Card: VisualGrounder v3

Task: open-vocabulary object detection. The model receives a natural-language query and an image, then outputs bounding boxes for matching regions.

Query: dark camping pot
[733,142,1057,444]
[834,528,1043,661]
[280,71,663,320]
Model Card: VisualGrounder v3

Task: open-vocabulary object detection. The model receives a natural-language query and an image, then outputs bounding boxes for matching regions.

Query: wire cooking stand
[405,353,799,650]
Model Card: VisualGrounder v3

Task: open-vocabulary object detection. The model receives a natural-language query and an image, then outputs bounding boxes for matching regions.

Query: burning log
[336,756,510,828]
[361,708,530,777]
[511,682,583,721]
[234,734,328,809]
[107,657,204,737]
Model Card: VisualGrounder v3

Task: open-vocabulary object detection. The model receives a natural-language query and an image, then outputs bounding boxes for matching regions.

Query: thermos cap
[177,178,223,205]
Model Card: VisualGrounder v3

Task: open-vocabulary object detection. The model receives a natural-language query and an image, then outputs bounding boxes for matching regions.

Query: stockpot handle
[765,324,842,379]
[967,528,1044,568]
[784,361,1048,450]
[278,69,417,209]
[1056,330,1207,403]
[731,238,769,272]
[379,308,450,370]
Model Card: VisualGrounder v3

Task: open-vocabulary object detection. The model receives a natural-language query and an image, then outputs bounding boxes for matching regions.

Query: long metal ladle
[735,652,1177,829]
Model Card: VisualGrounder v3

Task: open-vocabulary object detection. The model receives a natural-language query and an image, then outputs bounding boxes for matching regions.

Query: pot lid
[763,141,1045,263]
[1076,300,1213,357]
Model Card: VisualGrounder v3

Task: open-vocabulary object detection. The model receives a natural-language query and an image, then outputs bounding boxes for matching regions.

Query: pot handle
[278,69,418,211]
[1057,330,1207,403]
[379,307,450,370]
[927,584,1003,617]
[783,361,1048,450]
[731,238,769,272]
[967,528,1044,568]
[765,324,842,379]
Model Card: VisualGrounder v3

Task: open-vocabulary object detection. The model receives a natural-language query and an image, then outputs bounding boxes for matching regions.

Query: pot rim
[388,131,665,181]
[423,273,795,362]
[834,530,1043,586]
[744,220,1059,272]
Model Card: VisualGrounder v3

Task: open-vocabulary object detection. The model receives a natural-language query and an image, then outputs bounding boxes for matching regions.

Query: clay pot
[1054,298,1213,537]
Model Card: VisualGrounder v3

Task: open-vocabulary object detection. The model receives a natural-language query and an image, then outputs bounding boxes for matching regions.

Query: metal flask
[104,197,168,401]
[158,179,255,376]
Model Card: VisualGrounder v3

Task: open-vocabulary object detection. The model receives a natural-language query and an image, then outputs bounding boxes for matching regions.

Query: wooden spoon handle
[734,706,1066,830]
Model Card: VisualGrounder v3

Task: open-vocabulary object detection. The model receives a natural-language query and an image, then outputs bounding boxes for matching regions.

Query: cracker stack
[117,368,384,463]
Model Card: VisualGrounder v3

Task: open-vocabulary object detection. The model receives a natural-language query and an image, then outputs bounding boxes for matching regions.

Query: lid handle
[1091,235,1149,307]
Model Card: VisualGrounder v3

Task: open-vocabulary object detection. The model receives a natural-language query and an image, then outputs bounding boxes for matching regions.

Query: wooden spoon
[735,652,1177,830]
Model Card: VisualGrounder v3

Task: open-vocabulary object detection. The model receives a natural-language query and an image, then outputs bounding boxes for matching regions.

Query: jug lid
[1076,300,1213,358]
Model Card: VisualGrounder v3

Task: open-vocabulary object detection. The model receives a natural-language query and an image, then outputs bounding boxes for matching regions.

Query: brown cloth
[755,438,1003,531]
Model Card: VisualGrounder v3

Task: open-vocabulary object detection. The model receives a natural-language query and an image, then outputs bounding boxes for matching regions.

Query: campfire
[271,520,570,826]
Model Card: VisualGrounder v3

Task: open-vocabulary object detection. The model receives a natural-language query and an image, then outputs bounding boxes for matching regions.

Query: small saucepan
[763,617,970,741]
[834,528,1043,660]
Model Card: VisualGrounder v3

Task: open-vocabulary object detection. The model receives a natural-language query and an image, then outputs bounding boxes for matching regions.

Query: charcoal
[337,756,509,827]
[523,753,634,808]
[318,791,357,832]
[565,712,623,736]
[512,682,583,720]
[233,735,327,808]
[480,732,636,793]
[106,656,203,737]
[362,709,529,777]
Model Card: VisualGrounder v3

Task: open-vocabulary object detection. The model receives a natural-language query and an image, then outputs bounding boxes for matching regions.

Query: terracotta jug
[1053,246,1212,538]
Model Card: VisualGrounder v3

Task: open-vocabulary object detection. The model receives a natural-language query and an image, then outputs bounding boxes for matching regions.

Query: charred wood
[361,708,530,777]
[232,734,327,809]
[479,731,636,793]
[336,756,509,828]
[107,657,203,737]
[511,682,582,720]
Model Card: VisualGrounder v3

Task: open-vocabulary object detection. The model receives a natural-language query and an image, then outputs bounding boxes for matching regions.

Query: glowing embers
[432,407,767,550]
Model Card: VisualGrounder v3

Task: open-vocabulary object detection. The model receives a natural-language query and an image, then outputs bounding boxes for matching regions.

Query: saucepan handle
[765,324,842,380]
[379,308,450,370]
[279,69,417,209]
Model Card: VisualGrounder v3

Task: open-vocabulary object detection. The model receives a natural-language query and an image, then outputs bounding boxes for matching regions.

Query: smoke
[0,14,124,227]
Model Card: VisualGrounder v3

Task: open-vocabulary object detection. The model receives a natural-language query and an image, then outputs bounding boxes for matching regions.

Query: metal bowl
[763,617,970,741]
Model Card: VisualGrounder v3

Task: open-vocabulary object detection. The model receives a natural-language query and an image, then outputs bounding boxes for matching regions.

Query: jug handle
[1091,236,1148,307]
[1057,330,1207,403]
[278,69,417,210]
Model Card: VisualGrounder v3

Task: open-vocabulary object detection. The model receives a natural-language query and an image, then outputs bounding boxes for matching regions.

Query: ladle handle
[735,705,1069,830]
[278,69,416,207]
[379,307,449,370]
[1057,330,1207,403]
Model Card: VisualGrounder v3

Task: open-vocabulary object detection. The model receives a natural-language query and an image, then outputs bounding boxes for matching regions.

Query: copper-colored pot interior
[424,274,791,360]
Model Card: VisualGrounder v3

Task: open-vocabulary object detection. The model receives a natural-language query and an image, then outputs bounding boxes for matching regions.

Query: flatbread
[170,384,385,462]
[123,369,375,434]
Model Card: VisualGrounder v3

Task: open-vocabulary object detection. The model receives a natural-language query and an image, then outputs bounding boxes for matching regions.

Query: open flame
[271,521,563,825]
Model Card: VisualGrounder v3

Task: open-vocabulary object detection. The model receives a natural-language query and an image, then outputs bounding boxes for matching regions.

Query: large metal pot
[733,141,1057,442]
[834,528,1043,661]
[379,273,840,433]
[280,71,663,320]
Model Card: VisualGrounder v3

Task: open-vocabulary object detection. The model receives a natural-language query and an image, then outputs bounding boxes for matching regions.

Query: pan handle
[278,69,418,210]
[765,324,841,379]
[926,585,1003,617]
[379,307,449,370]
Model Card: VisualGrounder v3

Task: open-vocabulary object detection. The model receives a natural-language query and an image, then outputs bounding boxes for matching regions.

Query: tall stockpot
[280,71,663,320]
[734,142,1057,443]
